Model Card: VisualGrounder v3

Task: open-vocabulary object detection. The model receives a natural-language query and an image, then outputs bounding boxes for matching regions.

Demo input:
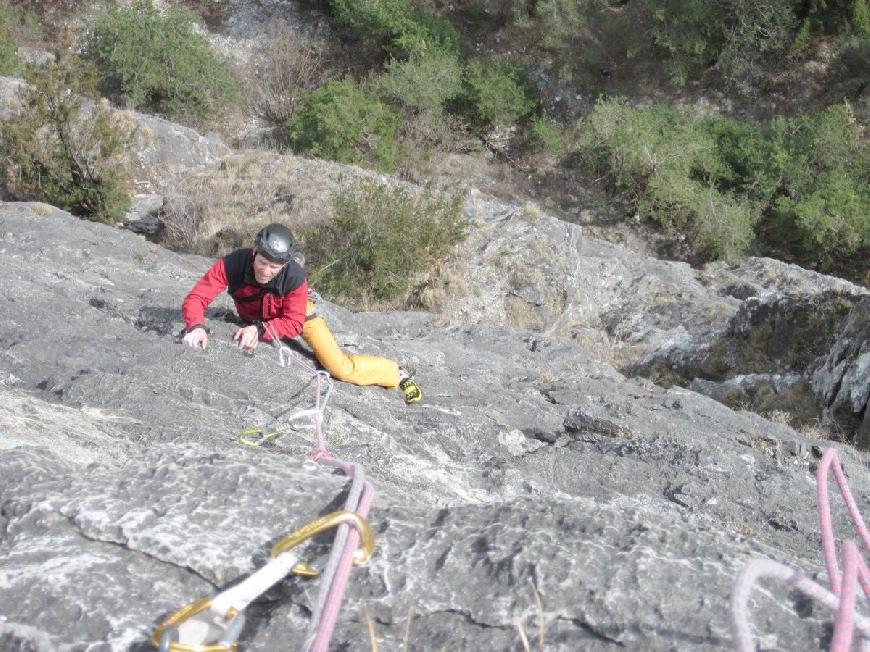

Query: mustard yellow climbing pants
[300,301,399,389]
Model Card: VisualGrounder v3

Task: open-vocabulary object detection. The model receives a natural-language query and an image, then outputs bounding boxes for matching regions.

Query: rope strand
[264,322,375,651]
[731,448,870,651]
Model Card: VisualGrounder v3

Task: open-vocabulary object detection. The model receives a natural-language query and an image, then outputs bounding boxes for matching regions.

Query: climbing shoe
[399,377,422,404]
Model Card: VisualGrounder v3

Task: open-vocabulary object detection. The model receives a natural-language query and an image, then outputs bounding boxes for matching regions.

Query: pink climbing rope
[732,447,870,651]
[265,324,375,652]
[818,448,870,595]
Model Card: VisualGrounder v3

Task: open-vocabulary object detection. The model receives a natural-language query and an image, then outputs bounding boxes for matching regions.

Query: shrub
[769,103,869,261]
[579,98,754,260]
[534,0,586,51]
[249,21,329,125]
[0,50,133,222]
[285,77,403,172]
[647,0,728,85]
[83,0,239,120]
[647,0,795,87]
[0,19,15,75]
[524,116,565,155]
[711,117,785,201]
[301,178,466,305]
[0,0,41,75]
[327,0,461,57]
[372,51,465,169]
[796,0,870,41]
[374,50,463,113]
[578,98,869,269]
[457,59,537,131]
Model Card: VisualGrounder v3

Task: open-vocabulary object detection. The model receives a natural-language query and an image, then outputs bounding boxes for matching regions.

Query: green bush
[286,77,403,172]
[301,178,466,305]
[327,0,461,57]
[578,98,869,268]
[84,0,238,120]
[374,50,463,113]
[457,59,537,131]
[648,0,795,87]
[796,0,870,41]
[769,104,869,259]
[534,0,586,51]
[0,21,15,75]
[579,98,753,260]
[0,50,133,222]
[648,0,728,84]
[711,118,785,201]
[524,116,565,155]
[0,0,41,75]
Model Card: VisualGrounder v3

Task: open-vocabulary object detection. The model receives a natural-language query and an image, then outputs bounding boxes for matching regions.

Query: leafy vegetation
[83,0,239,120]
[648,0,870,87]
[458,59,537,131]
[0,49,133,222]
[0,1,41,75]
[286,78,403,172]
[0,16,15,75]
[301,178,466,305]
[1,0,864,283]
[327,0,461,57]
[374,50,463,114]
[578,98,869,267]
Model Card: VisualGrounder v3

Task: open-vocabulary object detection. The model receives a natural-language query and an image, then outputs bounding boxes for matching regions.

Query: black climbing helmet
[254,223,295,264]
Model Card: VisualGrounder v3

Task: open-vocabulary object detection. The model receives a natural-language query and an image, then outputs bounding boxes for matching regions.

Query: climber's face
[252,250,285,285]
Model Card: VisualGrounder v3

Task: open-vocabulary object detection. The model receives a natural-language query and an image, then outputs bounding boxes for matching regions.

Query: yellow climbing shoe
[399,377,422,404]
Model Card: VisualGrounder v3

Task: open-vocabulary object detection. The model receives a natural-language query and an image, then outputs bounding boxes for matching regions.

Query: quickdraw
[155,321,372,652]
[151,510,374,652]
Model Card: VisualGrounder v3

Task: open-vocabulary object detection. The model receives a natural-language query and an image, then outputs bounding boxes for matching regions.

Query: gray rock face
[812,296,870,445]
[447,193,869,439]
[125,193,164,235]
[130,112,231,191]
[0,76,231,198]
[631,266,868,436]
[2,200,869,651]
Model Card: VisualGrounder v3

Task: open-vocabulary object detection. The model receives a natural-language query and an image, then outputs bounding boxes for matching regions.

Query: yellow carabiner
[151,597,238,652]
[272,510,375,567]
[151,512,374,650]
[236,425,292,447]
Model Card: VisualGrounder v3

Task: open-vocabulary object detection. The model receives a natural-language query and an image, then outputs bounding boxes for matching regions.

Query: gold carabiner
[151,597,238,652]
[272,510,375,567]
[236,425,292,447]
[151,512,374,650]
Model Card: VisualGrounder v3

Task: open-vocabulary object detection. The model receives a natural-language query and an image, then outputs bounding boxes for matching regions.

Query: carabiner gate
[272,510,375,566]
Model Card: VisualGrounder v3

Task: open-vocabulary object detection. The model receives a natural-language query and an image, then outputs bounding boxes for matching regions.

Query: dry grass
[521,201,543,224]
[797,418,850,443]
[798,420,828,440]
[363,604,379,652]
[762,410,793,426]
[158,151,355,256]
[411,262,470,312]
[248,21,332,127]
[516,579,546,652]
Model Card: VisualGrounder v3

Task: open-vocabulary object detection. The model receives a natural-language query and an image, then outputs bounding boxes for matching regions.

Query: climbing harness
[153,322,376,652]
[152,510,375,652]
[731,448,870,651]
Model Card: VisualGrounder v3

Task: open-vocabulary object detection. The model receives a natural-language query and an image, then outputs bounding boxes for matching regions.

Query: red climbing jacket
[182,248,308,341]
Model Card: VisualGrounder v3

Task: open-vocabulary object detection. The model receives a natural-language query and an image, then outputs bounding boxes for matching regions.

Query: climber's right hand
[182,326,208,349]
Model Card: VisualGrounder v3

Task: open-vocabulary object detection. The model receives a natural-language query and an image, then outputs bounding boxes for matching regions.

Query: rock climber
[181,222,422,404]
